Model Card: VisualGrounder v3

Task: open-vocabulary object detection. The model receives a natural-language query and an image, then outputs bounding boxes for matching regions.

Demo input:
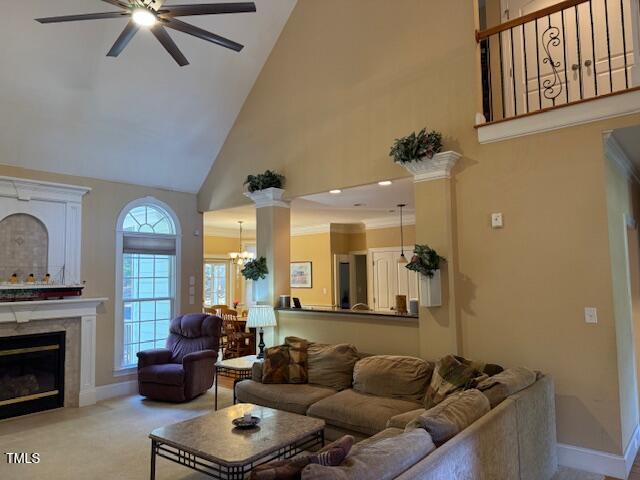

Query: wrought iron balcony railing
[476,0,639,123]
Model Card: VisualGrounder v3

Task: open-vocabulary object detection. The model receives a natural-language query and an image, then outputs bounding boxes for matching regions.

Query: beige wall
[0,164,203,388]
[291,232,332,306]
[196,0,640,454]
[366,225,416,250]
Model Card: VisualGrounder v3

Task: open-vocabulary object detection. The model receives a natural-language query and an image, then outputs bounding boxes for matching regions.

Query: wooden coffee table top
[149,403,325,467]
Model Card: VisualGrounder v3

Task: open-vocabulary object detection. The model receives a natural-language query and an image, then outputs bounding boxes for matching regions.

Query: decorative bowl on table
[232,416,261,429]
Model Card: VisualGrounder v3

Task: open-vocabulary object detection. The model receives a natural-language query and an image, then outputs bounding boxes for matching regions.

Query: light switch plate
[585,307,598,324]
[491,213,504,228]
[189,276,195,286]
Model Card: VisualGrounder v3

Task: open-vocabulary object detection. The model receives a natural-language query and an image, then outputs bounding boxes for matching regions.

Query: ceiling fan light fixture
[132,8,157,27]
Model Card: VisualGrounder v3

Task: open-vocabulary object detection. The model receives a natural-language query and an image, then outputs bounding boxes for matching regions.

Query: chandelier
[229,221,254,266]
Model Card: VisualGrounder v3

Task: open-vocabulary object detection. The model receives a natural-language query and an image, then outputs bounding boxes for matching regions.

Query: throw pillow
[285,336,309,384]
[454,355,504,377]
[481,383,510,408]
[406,389,490,446]
[308,343,359,391]
[424,354,482,409]
[262,345,290,384]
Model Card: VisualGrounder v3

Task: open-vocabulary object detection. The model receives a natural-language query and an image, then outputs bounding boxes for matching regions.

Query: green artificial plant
[241,257,269,281]
[389,128,443,164]
[406,244,445,278]
[244,170,285,193]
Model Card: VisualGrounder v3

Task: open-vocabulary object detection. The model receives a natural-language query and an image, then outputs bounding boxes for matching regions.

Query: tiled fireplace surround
[0,177,107,409]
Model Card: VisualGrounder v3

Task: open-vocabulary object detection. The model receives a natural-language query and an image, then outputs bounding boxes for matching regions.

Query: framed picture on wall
[291,262,312,288]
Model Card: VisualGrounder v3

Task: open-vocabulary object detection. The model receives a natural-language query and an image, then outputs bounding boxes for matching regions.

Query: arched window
[114,198,181,371]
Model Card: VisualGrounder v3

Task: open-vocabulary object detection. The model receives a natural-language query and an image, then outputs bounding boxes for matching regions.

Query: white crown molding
[604,131,640,184]
[244,187,290,209]
[330,223,366,234]
[477,88,640,144]
[364,215,416,230]
[0,176,91,203]
[291,224,331,236]
[400,151,462,183]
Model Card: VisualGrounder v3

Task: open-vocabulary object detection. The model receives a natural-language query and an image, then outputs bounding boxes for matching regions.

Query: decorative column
[404,151,462,360]
[245,187,291,347]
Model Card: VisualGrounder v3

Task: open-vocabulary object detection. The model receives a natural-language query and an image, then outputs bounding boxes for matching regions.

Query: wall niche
[0,214,49,282]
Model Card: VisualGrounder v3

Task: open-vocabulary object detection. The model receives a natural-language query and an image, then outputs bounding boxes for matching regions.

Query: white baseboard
[558,424,640,479]
[78,389,96,407]
[94,379,139,402]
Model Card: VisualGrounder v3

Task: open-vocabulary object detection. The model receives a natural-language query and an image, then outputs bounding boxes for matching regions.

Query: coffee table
[149,403,325,480]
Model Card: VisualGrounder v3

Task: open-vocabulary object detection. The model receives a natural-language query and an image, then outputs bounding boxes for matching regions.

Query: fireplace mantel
[0,297,107,407]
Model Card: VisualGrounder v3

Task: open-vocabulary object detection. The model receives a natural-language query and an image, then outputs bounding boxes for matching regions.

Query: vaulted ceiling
[0,0,296,193]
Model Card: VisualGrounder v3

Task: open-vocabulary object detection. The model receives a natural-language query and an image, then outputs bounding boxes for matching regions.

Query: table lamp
[246,305,277,359]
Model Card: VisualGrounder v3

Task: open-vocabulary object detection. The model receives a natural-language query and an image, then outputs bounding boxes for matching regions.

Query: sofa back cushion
[308,343,359,390]
[406,388,490,446]
[353,355,433,401]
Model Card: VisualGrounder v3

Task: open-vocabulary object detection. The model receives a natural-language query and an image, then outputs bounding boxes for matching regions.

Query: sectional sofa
[236,342,557,479]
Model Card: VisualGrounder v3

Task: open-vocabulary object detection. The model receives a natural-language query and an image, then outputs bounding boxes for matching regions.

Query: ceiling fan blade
[151,25,189,66]
[164,18,243,51]
[159,2,256,17]
[36,11,129,24]
[107,21,140,57]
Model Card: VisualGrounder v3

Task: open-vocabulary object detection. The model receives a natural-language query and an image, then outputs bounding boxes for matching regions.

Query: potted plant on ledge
[243,170,286,207]
[389,128,460,181]
[241,257,269,281]
[406,244,444,307]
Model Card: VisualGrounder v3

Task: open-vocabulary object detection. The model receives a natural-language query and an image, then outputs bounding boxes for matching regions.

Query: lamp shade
[246,305,277,328]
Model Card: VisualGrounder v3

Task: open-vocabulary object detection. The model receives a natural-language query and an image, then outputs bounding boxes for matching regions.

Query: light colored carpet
[0,387,233,480]
[0,387,605,480]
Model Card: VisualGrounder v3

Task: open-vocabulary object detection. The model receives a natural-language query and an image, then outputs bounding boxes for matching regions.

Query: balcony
[476,0,640,142]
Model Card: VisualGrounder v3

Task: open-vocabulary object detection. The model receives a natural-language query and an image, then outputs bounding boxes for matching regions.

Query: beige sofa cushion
[476,366,537,396]
[307,388,422,436]
[308,343,359,391]
[406,388,490,446]
[386,408,427,429]
[353,355,433,402]
[301,428,435,480]
[235,380,336,415]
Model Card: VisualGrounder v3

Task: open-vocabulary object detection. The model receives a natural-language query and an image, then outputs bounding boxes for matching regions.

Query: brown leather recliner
[137,313,222,402]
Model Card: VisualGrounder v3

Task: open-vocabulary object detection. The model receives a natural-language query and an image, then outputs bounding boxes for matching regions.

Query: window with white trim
[203,260,229,306]
[116,201,180,369]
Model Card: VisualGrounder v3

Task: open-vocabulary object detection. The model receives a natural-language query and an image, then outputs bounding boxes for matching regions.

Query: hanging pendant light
[397,204,408,264]
[229,221,254,266]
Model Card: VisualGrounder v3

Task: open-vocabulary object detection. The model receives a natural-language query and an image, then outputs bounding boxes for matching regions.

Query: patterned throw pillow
[286,336,309,384]
[424,355,482,409]
[262,345,291,384]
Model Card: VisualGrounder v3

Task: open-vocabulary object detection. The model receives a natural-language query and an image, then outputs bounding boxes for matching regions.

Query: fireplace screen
[0,331,65,419]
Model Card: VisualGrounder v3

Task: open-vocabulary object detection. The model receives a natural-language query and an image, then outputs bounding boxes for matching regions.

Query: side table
[214,354,259,410]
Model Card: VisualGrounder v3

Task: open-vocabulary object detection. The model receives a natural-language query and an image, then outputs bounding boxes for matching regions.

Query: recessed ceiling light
[353,203,366,207]
[378,181,392,186]
[132,8,157,27]
[329,189,342,194]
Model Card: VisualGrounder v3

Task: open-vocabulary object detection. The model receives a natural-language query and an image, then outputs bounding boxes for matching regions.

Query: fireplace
[0,331,65,419]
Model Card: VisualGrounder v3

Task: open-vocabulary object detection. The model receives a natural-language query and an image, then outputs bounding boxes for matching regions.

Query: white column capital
[244,187,290,208]
[401,151,462,183]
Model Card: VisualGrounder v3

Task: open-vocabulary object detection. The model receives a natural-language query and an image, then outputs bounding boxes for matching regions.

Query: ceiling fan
[36,1,257,67]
